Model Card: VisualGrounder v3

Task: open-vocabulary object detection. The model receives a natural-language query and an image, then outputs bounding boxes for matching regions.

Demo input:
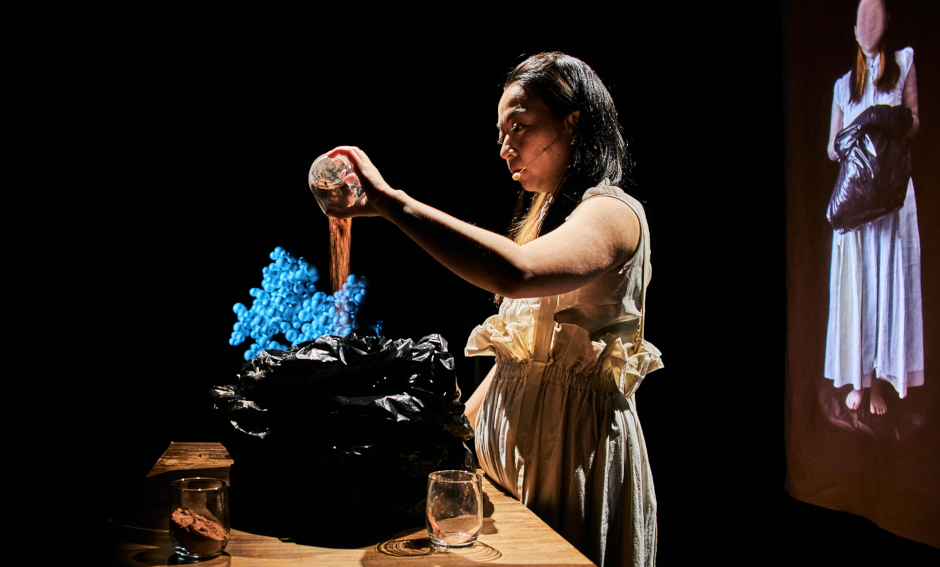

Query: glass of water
[308,153,363,214]
[426,470,483,548]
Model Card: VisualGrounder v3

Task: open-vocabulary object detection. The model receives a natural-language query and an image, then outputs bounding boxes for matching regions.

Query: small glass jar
[169,478,230,559]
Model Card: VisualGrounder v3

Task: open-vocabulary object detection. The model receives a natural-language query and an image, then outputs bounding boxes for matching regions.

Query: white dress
[824,48,924,398]
[466,186,663,567]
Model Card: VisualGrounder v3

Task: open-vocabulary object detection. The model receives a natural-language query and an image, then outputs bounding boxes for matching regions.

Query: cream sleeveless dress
[466,185,663,567]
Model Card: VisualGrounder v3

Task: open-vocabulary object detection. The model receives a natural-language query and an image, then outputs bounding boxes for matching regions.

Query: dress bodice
[553,185,649,338]
[465,184,662,394]
[834,48,914,126]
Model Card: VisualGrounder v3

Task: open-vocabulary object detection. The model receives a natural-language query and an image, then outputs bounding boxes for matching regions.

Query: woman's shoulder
[580,184,644,218]
[895,47,914,76]
[580,184,641,209]
[574,184,646,233]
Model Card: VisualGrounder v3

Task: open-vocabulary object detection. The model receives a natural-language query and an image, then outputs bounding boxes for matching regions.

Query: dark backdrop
[15,2,844,564]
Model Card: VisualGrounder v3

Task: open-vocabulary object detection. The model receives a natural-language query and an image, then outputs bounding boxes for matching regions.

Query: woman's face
[855,0,886,57]
[497,83,578,194]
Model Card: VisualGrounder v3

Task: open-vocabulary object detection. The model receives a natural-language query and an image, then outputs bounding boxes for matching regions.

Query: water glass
[426,470,483,548]
[169,477,230,558]
[308,153,363,214]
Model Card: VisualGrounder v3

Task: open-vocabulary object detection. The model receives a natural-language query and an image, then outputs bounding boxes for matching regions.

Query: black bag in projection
[827,104,912,233]
[207,333,476,533]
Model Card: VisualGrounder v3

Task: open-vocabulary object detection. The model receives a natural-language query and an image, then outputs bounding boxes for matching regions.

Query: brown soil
[329,216,352,294]
[170,508,228,557]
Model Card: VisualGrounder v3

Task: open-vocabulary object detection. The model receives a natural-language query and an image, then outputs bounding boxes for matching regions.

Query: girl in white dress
[824,0,923,415]
[326,52,660,567]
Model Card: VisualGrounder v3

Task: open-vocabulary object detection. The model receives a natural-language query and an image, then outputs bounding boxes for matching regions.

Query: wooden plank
[147,441,233,478]
[110,442,595,566]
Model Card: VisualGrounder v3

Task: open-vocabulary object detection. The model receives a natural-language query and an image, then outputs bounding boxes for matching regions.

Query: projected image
[786,0,938,547]
[823,0,923,420]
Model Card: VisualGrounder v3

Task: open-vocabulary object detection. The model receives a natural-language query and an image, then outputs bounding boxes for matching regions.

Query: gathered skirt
[825,180,924,397]
[475,357,656,567]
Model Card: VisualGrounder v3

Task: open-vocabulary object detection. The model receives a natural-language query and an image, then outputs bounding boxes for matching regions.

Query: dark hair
[850,0,901,104]
[503,52,632,245]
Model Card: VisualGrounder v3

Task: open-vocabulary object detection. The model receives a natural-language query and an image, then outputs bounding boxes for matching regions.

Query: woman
[326,52,660,567]
[824,0,923,415]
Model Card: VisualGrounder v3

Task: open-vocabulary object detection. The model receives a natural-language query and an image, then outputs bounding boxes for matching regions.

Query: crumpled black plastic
[828,104,912,233]
[207,333,476,534]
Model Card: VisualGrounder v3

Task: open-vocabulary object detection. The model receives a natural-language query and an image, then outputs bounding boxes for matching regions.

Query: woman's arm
[326,147,641,299]
[828,96,844,162]
[464,363,496,430]
[903,61,920,139]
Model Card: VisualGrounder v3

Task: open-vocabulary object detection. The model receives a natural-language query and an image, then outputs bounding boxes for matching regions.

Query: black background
[15,1,936,564]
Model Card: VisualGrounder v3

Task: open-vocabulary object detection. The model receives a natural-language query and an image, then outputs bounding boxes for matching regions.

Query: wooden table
[109,442,595,566]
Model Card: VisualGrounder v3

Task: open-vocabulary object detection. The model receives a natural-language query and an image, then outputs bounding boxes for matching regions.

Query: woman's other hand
[322,146,400,219]
[827,97,844,162]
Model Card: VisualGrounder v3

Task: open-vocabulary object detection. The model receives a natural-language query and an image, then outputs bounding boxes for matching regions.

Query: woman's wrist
[372,186,408,221]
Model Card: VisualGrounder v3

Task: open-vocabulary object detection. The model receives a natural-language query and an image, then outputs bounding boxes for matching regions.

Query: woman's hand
[322,146,400,219]
[827,97,844,162]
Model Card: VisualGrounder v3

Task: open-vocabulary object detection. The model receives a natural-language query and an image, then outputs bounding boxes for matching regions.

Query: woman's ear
[566,110,580,135]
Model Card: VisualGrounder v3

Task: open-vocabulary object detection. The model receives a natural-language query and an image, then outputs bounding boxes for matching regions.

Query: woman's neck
[859,44,878,60]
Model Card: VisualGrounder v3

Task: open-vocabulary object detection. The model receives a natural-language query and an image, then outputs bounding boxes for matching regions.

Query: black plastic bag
[828,104,912,233]
[207,333,476,538]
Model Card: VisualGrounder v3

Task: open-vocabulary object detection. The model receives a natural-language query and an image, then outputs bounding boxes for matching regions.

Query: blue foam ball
[233,247,376,351]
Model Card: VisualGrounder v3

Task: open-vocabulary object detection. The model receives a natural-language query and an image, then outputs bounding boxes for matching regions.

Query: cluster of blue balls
[229,246,374,360]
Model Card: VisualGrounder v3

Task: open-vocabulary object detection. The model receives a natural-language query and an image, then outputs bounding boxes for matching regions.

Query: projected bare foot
[846,388,863,410]
[870,379,887,415]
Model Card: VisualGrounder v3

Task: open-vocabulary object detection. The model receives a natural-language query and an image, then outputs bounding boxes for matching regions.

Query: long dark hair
[850,0,901,104]
[503,52,632,247]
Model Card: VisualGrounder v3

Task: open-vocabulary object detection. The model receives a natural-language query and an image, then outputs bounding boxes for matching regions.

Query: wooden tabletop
[109,442,595,566]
